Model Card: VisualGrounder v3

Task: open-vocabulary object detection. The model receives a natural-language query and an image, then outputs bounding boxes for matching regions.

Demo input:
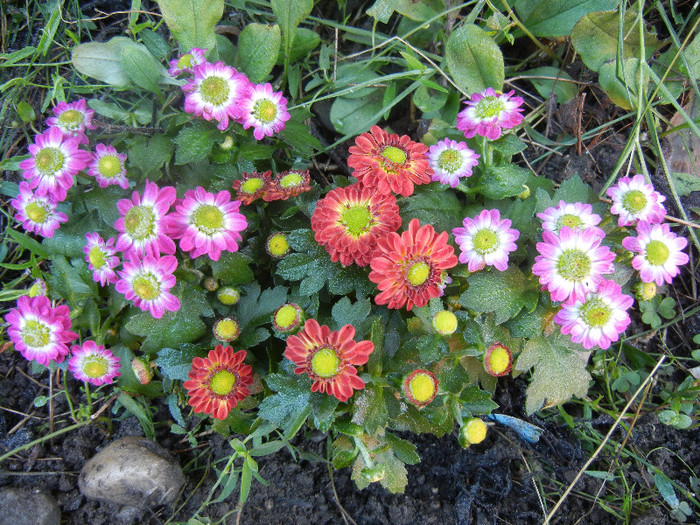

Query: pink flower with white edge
[68,341,121,386]
[452,209,519,272]
[622,221,689,285]
[183,61,250,131]
[606,174,666,227]
[18,126,91,201]
[537,201,602,235]
[4,295,78,366]
[83,232,120,286]
[10,182,67,238]
[427,138,480,188]
[456,88,524,140]
[88,143,129,189]
[554,279,633,350]
[532,227,616,302]
[45,98,96,142]
[115,180,177,258]
[168,47,207,77]
[238,83,291,140]
[115,254,181,319]
[169,187,248,261]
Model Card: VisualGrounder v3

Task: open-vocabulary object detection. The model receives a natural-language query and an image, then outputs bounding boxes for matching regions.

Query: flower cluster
[233,170,311,205]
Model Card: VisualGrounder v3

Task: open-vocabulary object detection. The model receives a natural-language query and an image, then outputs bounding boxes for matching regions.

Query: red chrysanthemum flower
[183,345,253,420]
[311,182,401,267]
[347,126,432,197]
[263,170,312,201]
[284,319,374,402]
[369,218,458,310]
[232,171,272,205]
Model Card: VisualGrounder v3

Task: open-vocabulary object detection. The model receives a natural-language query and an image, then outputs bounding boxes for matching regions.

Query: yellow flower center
[341,204,372,237]
[433,310,458,335]
[209,369,236,396]
[199,76,230,106]
[267,233,289,257]
[475,96,505,119]
[253,99,277,123]
[217,287,240,305]
[274,305,298,329]
[557,249,591,281]
[240,177,264,194]
[464,418,487,444]
[124,205,156,240]
[34,147,65,175]
[194,204,225,234]
[407,261,430,286]
[472,229,498,254]
[408,373,436,403]
[645,240,670,265]
[97,155,122,178]
[215,318,240,341]
[82,356,109,379]
[310,347,340,378]
[22,319,50,348]
[88,245,106,269]
[25,201,49,224]
[381,145,407,165]
[556,214,582,230]
[487,345,511,375]
[279,173,303,188]
[132,274,160,301]
[177,54,193,69]
[437,149,462,174]
[580,298,612,327]
[622,190,647,213]
[637,282,657,301]
[58,109,83,128]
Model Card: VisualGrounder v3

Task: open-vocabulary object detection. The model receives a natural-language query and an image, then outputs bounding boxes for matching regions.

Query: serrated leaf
[352,384,388,435]
[459,385,499,414]
[121,45,164,95]
[258,373,311,429]
[156,345,203,381]
[236,282,288,332]
[385,433,420,465]
[445,24,504,95]
[156,0,223,52]
[416,334,449,364]
[331,297,371,331]
[479,164,530,199]
[310,392,339,433]
[401,185,463,234]
[173,124,218,165]
[237,23,281,83]
[47,256,96,300]
[459,266,530,324]
[553,173,592,203]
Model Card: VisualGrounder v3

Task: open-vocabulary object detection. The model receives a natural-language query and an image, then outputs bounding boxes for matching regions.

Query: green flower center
[267,233,290,257]
[310,347,340,378]
[97,155,122,178]
[194,205,224,235]
[408,374,435,403]
[88,246,106,269]
[580,298,611,327]
[132,273,160,301]
[34,147,65,175]
[215,319,240,340]
[209,369,236,396]
[58,109,83,128]
[253,99,277,123]
[199,76,230,106]
[475,96,505,119]
[275,305,298,329]
[407,261,430,286]
[622,190,647,213]
[556,214,583,230]
[177,54,193,69]
[437,149,462,174]
[645,240,670,265]
[22,319,50,348]
[25,201,49,224]
[124,205,156,240]
[240,177,264,194]
[341,204,372,237]
[472,229,498,254]
[279,173,303,188]
[557,249,591,281]
[82,356,109,379]
[381,146,407,165]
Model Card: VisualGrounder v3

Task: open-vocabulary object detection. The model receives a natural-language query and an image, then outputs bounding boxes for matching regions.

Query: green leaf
[156,0,223,52]
[519,0,620,37]
[210,252,254,285]
[491,134,527,157]
[117,393,155,440]
[270,0,313,67]
[459,266,531,324]
[237,23,281,83]
[352,384,388,435]
[72,37,142,86]
[121,45,165,95]
[479,164,530,199]
[445,24,504,95]
[553,173,592,203]
[284,27,321,65]
[173,124,218,165]
[258,373,311,429]
[400,185,463,235]
[416,334,449,364]
[7,228,49,258]
[236,283,288,333]
[47,256,96,301]
[127,134,175,177]
[367,0,400,23]
[310,393,339,433]
[515,334,591,414]
[330,93,384,136]
[671,172,700,197]
[16,101,36,123]
[598,58,647,110]
[520,67,578,104]
[413,82,448,113]
[459,385,499,415]
[139,29,170,60]
[385,432,420,465]
[331,297,371,332]
[654,472,680,509]
[156,345,204,381]
[395,0,445,22]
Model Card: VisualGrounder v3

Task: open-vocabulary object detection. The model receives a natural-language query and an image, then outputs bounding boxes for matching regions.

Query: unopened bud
[484,343,512,377]
[432,310,458,335]
[361,464,386,482]
[217,287,241,306]
[402,369,439,408]
[635,281,657,302]
[458,418,488,448]
[131,357,153,385]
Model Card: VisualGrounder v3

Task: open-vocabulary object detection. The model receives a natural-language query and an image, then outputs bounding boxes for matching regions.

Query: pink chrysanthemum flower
[452,209,520,272]
[622,221,689,285]
[5,295,78,366]
[169,187,247,261]
[10,182,67,238]
[427,138,480,188]
[532,227,616,302]
[168,47,207,76]
[456,88,524,140]
[554,279,634,350]
[87,143,129,189]
[606,175,667,227]
[45,98,96,142]
[115,254,181,319]
[114,180,177,257]
[239,83,291,140]
[83,232,120,286]
[68,341,121,386]
[18,126,91,201]
[183,61,250,131]
[537,201,602,235]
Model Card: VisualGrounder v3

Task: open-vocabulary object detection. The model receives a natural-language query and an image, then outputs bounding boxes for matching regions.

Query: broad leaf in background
[156,0,223,52]
[121,44,166,95]
[367,0,399,23]
[271,0,313,84]
[237,23,281,83]
[445,24,504,95]
[514,0,620,38]
[72,37,145,86]
[599,58,648,110]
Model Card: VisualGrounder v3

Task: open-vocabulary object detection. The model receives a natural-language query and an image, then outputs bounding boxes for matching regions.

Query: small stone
[0,488,60,525]
[78,436,185,507]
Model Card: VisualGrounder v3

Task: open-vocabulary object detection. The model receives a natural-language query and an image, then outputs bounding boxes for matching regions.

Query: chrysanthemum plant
[2,0,691,498]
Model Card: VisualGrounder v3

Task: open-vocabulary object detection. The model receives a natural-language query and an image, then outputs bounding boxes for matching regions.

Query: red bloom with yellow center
[232,171,272,205]
[369,218,458,310]
[184,345,253,420]
[284,319,374,402]
[347,126,432,197]
[263,170,312,202]
[311,182,401,267]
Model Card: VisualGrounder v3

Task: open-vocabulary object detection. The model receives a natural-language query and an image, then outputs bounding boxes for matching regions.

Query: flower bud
[203,277,219,292]
[272,303,304,335]
[402,369,439,407]
[361,464,386,482]
[213,317,240,342]
[635,281,657,302]
[27,279,47,297]
[219,135,234,151]
[432,310,458,335]
[458,418,488,448]
[266,232,290,258]
[217,286,241,306]
[484,343,512,377]
[517,184,531,200]
[131,357,153,385]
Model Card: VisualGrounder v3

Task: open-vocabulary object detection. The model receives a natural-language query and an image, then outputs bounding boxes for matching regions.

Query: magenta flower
[10,182,67,238]
[5,295,78,366]
[606,174,666,227]
[427,138,480,188]
[622,221,689,285]
[238,83,291,140]
[554,279,633,350]
[45,98,96,142]
[537,201,602,235]
[169,187,247,261]
[452,209,519,272]
[114,180,177,258]
[456,88,524,140]
[115,254,181,318]
[68,341,121,386]
[87,143,129,189]
[532,227,616,302]
[83,232,120,286]
[18,126,91,201]
[183,61,250,131]
[168,47,207,77]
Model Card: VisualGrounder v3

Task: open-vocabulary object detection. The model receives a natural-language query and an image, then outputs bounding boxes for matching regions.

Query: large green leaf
[518,0,620,37]
[366,0,400,23]
[121,45,165,96]
[237,23,281,83]
[72,37,141,86]
[271,0,313,70]
[599,58,647,110]
[445,24,504,95]
[156,0,223,52]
